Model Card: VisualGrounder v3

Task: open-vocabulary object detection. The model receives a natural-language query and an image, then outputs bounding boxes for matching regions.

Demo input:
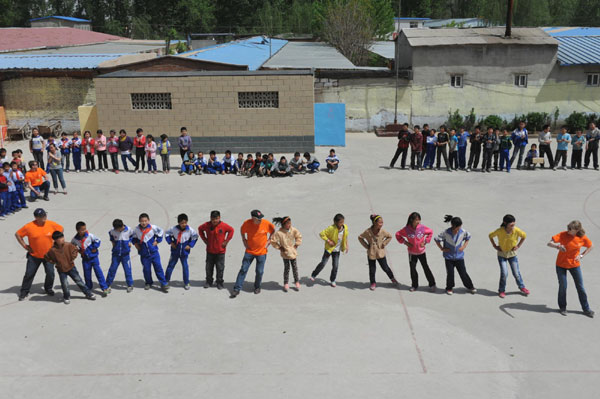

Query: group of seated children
[0,148,31,220]
[179,149,340,177]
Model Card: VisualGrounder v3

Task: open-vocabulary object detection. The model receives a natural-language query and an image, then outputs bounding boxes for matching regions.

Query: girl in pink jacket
[396,212,437,292]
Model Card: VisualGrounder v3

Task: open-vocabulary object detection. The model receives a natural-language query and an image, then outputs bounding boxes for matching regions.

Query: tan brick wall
[94,74,314,138]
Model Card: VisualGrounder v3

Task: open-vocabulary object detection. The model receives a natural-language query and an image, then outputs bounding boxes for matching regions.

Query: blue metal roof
[0,54,125,70]
[554,36,600,65]
[544,27,600,37]
[30,15,91,23]
[543,27,600,65]
[179,36,288,71]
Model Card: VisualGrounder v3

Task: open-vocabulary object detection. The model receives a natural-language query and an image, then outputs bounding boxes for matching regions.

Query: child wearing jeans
[396,212,436,292]
[145,135,157,174]
[310,214,348,287]
[435,215,476,295]
[44,231,96,304]
[271,216,303,292]
[304,152,320,173]
[158,134,171,173]
[488,214,530,298]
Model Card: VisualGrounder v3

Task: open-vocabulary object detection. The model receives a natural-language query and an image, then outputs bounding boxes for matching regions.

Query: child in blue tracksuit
[205,151,224,174]
[165,213,199,290]
[132,213,169,292]
[11,162,27,209]
[423,129,437,169]
[2,162,17,214]
[234,152,244,175]
[71,132,82,172]
[106,218,134,292]
[59,133,71,171]
[222,150,236,174]
[458,128,469,170]
[180,150,196,175]
[72,221,110,296]
[195,152,207,174]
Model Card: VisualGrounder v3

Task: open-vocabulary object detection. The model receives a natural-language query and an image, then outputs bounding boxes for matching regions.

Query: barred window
[131,93,172,110]
[238,91,279,108]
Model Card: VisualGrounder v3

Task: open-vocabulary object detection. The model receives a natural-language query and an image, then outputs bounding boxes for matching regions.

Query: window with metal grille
[514,74,528,88]
[587,73,599,87]
[450,75,463,88]
[130,93,172,110]
[409,22,419,28]
[238,91,279,108]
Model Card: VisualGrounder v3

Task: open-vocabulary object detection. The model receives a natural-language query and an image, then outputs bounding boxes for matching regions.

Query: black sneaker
[254,288,261,294]
[216,283,224,290]
[18,294,28,301]
[204,282,212,289]
[43,197,49,201]
[584,310,595,318]
[45,289,55,296]
[161,284,170,293]
[230,290,239,298]
[87,294,96,300]
[559,308,567,316]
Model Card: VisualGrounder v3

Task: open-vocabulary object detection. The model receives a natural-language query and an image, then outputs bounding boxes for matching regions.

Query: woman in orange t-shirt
[547,220,594,318]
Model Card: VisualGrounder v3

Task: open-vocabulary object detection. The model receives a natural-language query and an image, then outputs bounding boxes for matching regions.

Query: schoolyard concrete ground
[0,133,599,398]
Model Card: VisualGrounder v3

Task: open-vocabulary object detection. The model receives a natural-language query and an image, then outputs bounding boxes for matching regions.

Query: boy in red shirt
[198,210,234,290]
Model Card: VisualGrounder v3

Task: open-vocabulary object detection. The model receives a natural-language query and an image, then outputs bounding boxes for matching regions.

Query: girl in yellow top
[488,214,530,298]
[270,216,303,292]
[310,213,348,287]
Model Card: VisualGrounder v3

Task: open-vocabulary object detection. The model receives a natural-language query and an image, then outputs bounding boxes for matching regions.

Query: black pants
[180,148,187,161]
[97,150,108,170]
[555,149,568,167]
[85,153,95,171]
[205,253,225,285]
[283,259,299,284]
[59,268,92,299]
[33,150,45,170]
[390,147,408,168]
[135,147,145,171]
[20,254,55,297]
[444,259,474,291]
[110,153,119,170]
[410,150,422,169]
[482,148,494,170]
[468,148,481,169]
[368,257,395,284]
[539,144,554,168]
[312,250,340,282]
[571,149,583,169]
[493,150,499,170]
[448,151,458,170]
[436,146,449,169]
[584,143,598,168]
[408,253,436,288]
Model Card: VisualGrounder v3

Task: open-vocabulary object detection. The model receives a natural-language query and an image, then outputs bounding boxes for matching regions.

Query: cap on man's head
[33,208,47,217]
[250,210,264,219]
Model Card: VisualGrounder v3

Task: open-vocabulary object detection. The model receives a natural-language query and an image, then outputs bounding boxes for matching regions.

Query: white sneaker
[330,281,337,287]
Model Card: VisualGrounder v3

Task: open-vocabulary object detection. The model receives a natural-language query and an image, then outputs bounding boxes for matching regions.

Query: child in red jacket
[82,131,96,172]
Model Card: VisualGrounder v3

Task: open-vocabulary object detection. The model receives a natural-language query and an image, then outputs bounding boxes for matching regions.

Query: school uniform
[165,225,199,286]
[457,131,469,169]
[71,137,82,171]
[106,226,134,288]
[434,228,475,292]
[221,155,236,173]
[205,157,224,174]
[195,156,207,174]
[423,135,437,168]
[2,170,17,213]
[71,232,108,291]
[325,155,340,173]
[510,128,528,169]
[180,154,196,174]
[499,135,512,171]
[13,169,26,208]
[0,175,9,216]
[132,224,168,287]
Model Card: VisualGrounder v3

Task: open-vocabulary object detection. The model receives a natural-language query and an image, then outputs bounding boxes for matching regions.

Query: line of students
[14,208,595,318]
[390,122,600,172]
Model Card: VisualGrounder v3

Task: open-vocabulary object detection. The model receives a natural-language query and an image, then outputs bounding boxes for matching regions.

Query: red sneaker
[370,283,376,291]
[520,287,530,296]
[499,292,506,298]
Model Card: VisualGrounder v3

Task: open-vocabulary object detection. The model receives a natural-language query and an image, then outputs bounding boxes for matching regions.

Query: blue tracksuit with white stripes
[132,224,167,286]
[165,225,199,285]
[71,232,108,290]
[106,226,134,287]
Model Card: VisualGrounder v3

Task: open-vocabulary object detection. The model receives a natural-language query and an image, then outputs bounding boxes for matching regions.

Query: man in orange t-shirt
[24,161,50,201]
[548,220,594,317]
[231,209,275,298]
[15,208,63,300]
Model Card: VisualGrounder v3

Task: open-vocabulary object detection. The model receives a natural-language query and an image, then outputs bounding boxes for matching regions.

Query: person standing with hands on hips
[358,214,397,291]
[198,210,235,290]
[231,210,275,298]
[547,221,594,317]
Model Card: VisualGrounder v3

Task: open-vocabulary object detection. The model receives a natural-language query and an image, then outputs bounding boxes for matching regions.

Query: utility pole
[505,0,514,37]
[394,0,401,124]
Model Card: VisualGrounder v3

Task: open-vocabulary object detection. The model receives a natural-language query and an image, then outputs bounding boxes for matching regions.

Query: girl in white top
[145,135,158,174]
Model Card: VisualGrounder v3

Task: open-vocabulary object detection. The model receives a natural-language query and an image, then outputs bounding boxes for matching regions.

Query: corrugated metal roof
[179,36,287,70]
[403,27,557,46]
[554,36,600,65]
[0,27,125,53]
[369,41,395,59]
[30,16,91,23]
[544,27,600,37]
[0,54,126,70]
[263,42,355,69]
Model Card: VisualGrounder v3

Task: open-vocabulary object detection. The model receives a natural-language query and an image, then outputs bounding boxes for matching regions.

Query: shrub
[446,109,463,131]
[565,111,588,133]
[525,112,551,132]
[482,115,504,130]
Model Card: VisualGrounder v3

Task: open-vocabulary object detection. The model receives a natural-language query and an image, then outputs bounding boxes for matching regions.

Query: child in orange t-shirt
[24,161,50,201]
[548,220,594,317]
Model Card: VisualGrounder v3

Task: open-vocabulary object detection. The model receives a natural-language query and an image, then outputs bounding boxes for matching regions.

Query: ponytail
[444,214,462,228]
[501,214,515,228]
[272,216,291,227]
[406,212,421,227]
[370,214,382,225]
